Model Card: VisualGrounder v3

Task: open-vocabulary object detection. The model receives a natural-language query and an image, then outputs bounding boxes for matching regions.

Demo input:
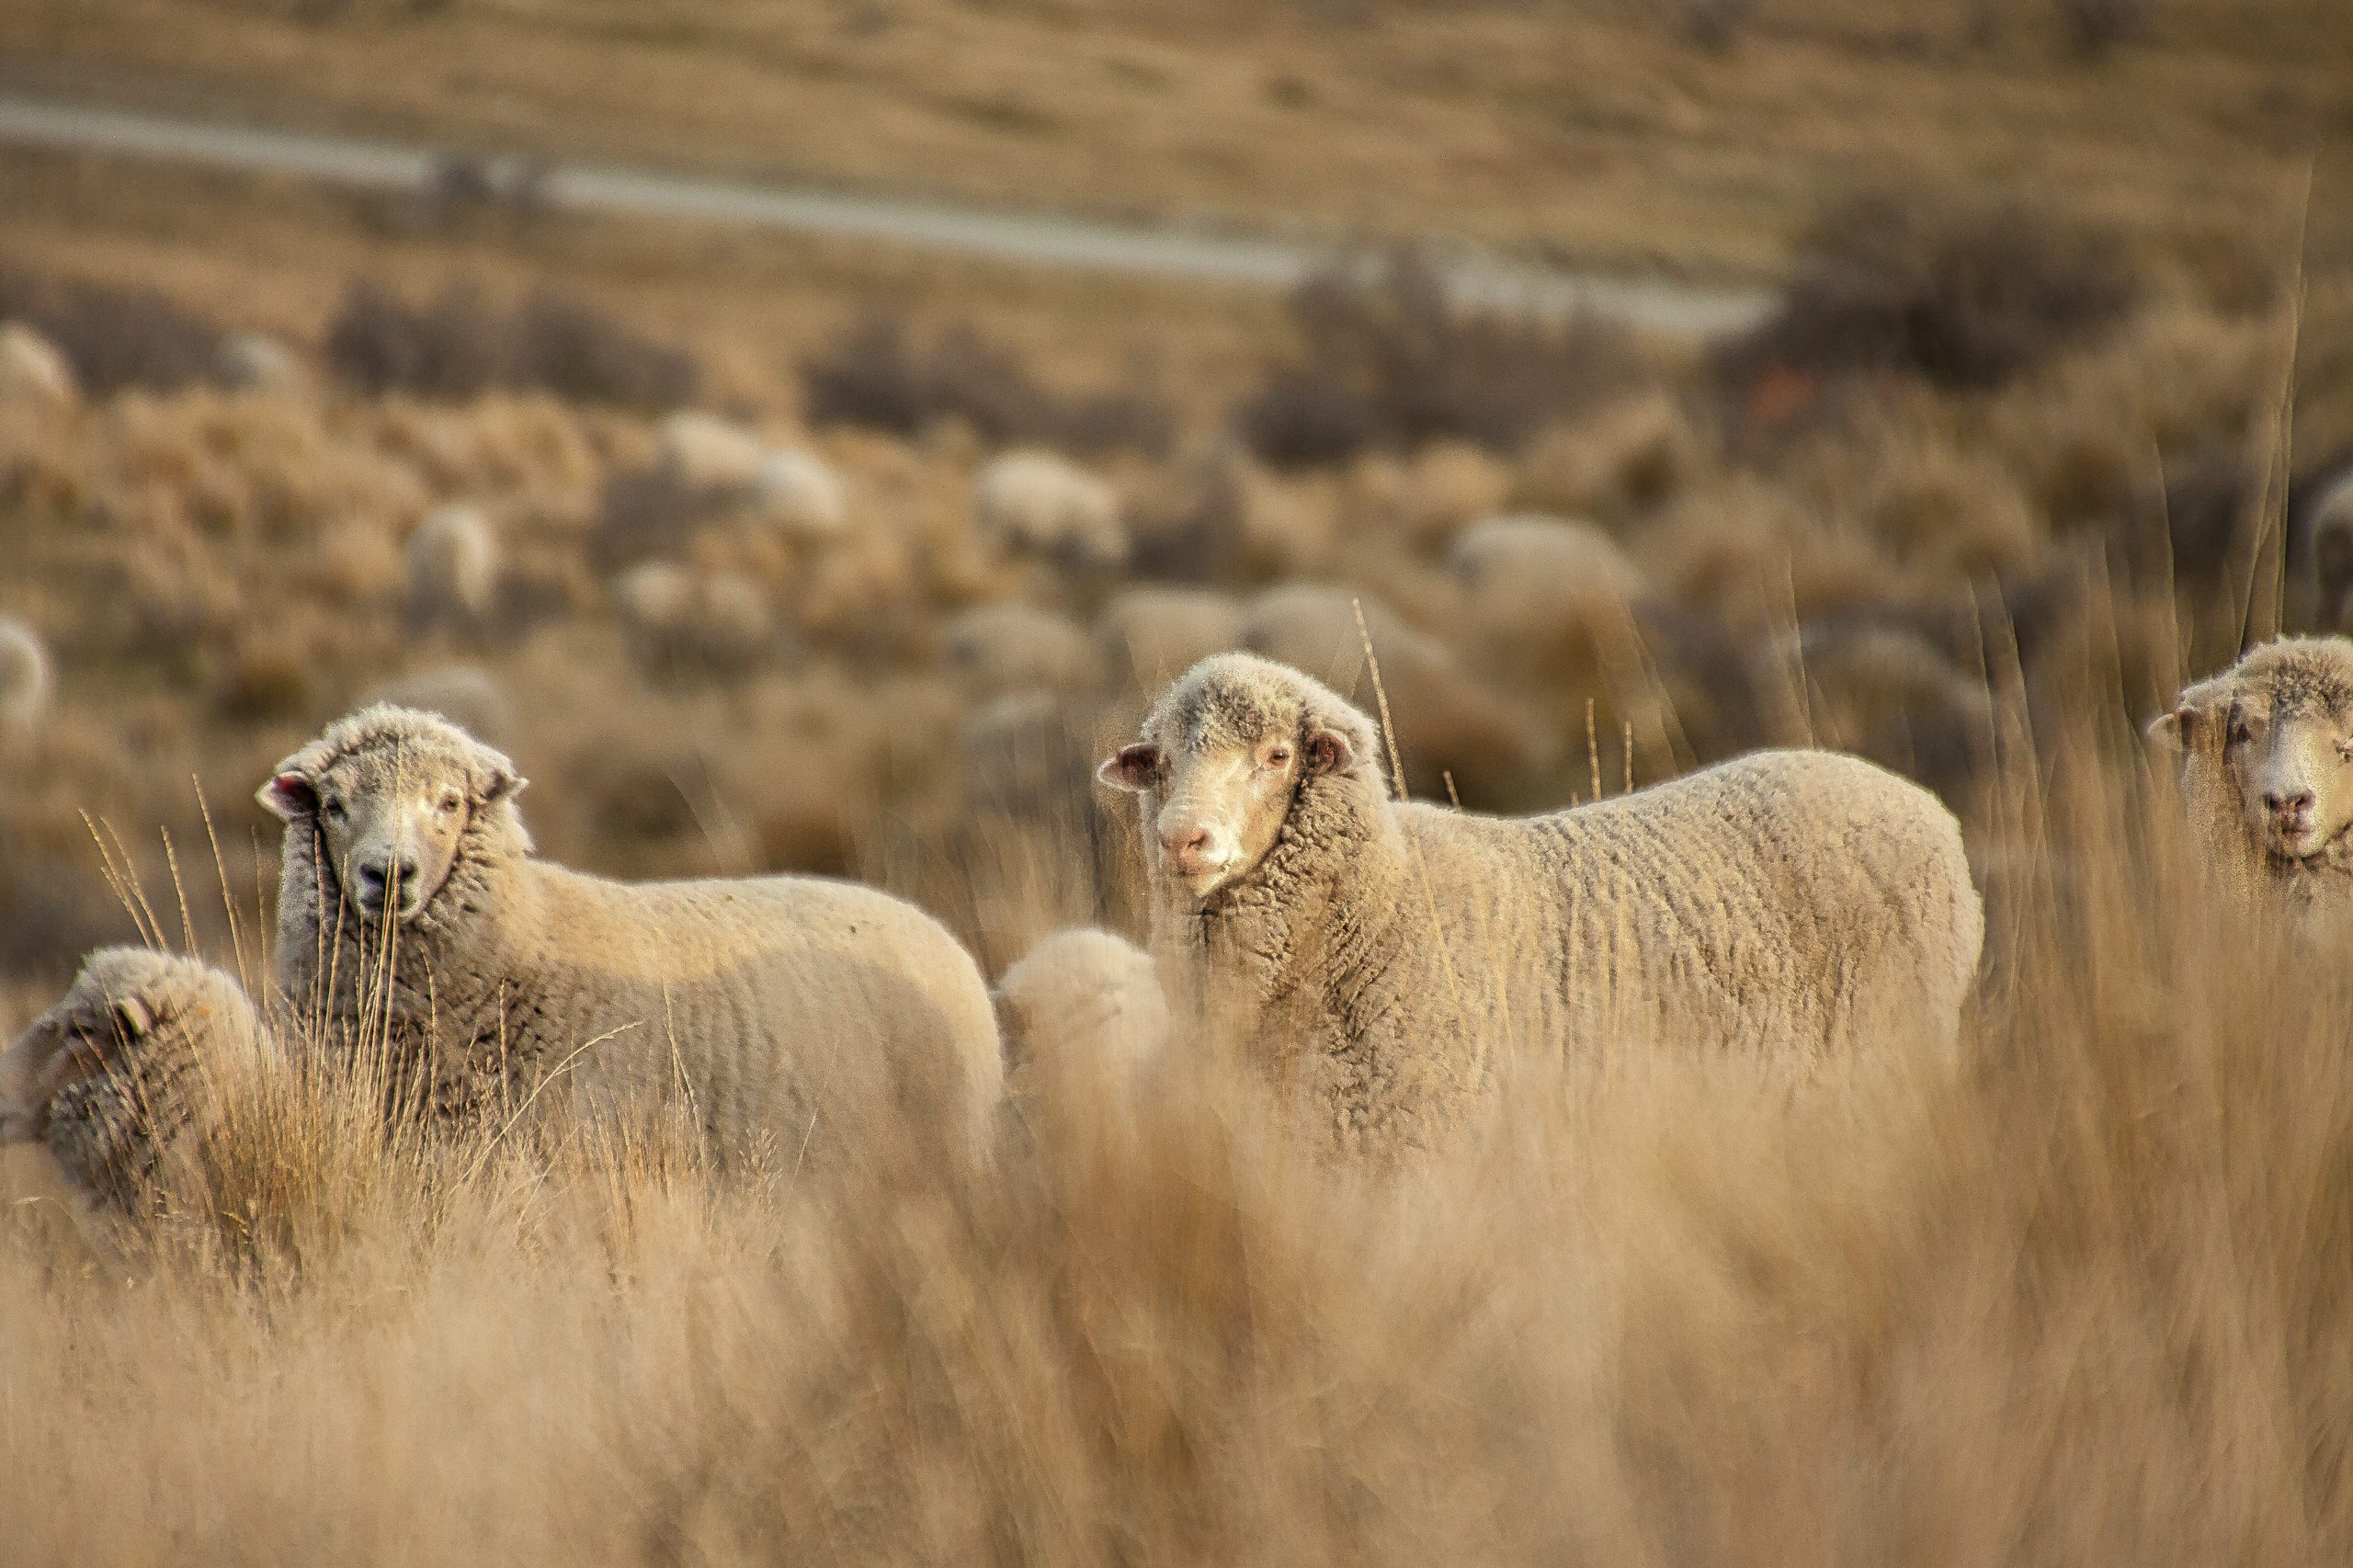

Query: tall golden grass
[6,709,2351,1566]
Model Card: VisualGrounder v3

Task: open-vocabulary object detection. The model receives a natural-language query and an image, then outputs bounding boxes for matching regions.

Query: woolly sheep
[0,322,75,411]
[942,602,1093,698]
[359,665,517,753]
[0,949,269,1223]
[611,562,778,682]
[1101,654,1984,1156]
[258,706,1003,1161]
[994,926,1167,1110]
[2304,472,2353,637]
[656,411,767,495]
[2149,637,2353,915]
[1095,586,1243,693]
[214,332,308,395]
[972,449,1127,571]
[752,449,849,540]
[0,615,51,737]
[1446,515,1647,685]
[404,504,499,636]
[1240,584,1547,804]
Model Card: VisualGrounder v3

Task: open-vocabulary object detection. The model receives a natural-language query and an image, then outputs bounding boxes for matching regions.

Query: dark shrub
[325,280,510,400]
[2053,0,2147,61]
[1677,0,1753,51]
[1719,194,2143,398]
[799,312,1173,456]
[510,289,700,410]
[1234,248,1646,467]
[324,279,699,410]
[0,267,226,395]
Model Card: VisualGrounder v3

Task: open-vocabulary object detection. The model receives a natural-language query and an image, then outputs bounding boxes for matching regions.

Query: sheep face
[2155,657,2353,862]
[2217,695,2353,860]
[261,714,525,925]
[1100,655,1373,901]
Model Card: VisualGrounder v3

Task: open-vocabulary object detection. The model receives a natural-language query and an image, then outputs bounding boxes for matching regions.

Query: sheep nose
[1159,824,1214,871]
[2266,789,2315,818]
[357,856,418,900]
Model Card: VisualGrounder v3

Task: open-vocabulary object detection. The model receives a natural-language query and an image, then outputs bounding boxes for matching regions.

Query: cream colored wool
[972,449,1127,571]
[994,927,1167,1109]
[0,615,51,737]
[1105,655,1984,1156]
[404,503,498,633]
[262,706,1004,1163]
[942,601,1093,698]
[0,322,75,411]
[0,949,268,1221]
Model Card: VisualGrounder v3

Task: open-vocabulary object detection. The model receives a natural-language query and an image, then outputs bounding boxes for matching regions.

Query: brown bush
[799,312,1173,456]
[0,266,226,395]
[1235,248,1648,467]
[324,280,699,411]
[1720,195,2143,396]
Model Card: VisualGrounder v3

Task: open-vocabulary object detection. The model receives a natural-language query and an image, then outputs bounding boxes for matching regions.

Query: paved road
[0,93,1774,335]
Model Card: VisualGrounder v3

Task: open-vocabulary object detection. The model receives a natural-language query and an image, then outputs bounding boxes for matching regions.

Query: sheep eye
[438,791,462,814]
[1265,746,1291,768]
[323,799,347,819]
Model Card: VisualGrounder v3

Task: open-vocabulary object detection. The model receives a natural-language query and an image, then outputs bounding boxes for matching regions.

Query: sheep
[358,665,517,753]
[752,449,849,540]
[0,949,269,1223]
[2304,471,2353,637]
[404,504,499,638]
[972,449,1128,571]
[941,601,1093,699]
[0,322,75,411]
[610,562,778,683]
[2147,637,2353,916]
[994,926,1167,1112]
[1095,586,1244,694]
[1240,584,1548,806]
[1445,514,1647,686]
[656,411,767,495]
[1764,618,1995,811]
[0,615,51,737]
[1100,654,1984,1156]
[258,705,1004,1161]
[214,332,308,395]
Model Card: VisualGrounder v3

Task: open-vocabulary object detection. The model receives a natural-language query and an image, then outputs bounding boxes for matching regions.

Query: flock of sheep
[7,613,2348,1228]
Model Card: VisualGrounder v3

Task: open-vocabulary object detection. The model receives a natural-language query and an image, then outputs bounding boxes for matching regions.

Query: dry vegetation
[6,0,2351,279]
[6,24,2353,1547]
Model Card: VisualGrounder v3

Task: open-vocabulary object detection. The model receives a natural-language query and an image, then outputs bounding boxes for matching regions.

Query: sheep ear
[259,770,318,820]
[1097,744,1164,793]
[109,995,153,1040]
[1302,726,1355,777]
[479,766,527,805]
[2147,702,2215,754]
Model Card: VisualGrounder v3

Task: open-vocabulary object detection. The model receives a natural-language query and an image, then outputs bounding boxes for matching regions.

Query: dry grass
[7,744,2353,1563]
